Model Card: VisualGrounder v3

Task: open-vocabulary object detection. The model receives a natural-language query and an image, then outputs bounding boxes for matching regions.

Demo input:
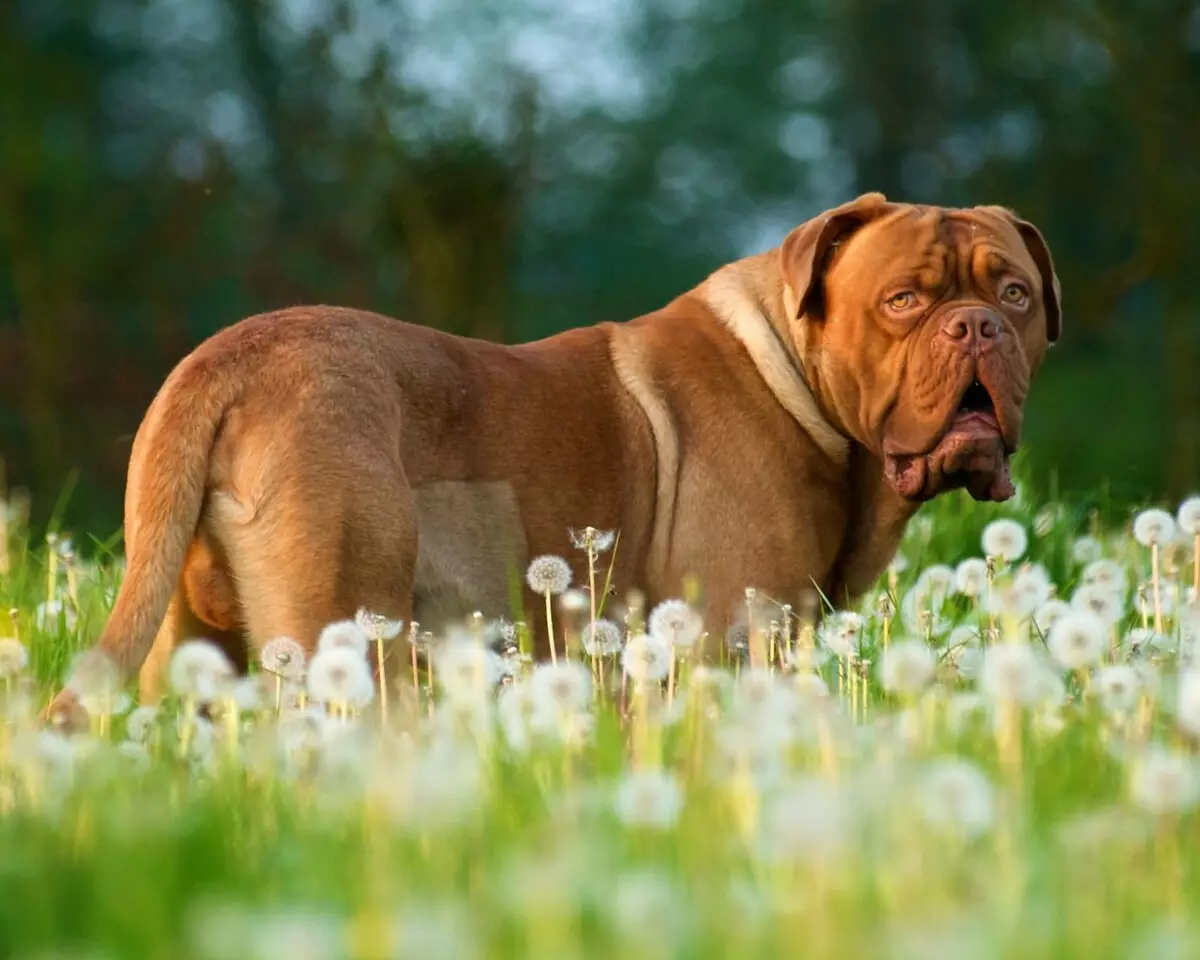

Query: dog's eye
[1000,282,1029,307]
[886,291,917,311]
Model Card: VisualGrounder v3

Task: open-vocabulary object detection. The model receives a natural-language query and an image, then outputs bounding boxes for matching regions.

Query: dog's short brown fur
[44,193,1060,722]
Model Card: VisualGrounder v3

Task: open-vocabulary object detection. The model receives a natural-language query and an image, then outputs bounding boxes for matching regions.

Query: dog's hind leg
[213,453,419,702]
[137,592,247,704]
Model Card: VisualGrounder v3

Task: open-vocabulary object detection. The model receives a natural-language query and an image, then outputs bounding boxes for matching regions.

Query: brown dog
[44,192,1059,721]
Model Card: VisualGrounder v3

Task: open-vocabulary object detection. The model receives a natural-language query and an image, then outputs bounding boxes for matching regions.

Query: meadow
[1,468,1199,960]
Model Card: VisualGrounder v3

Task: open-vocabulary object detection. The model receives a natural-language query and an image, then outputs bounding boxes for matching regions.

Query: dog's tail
[67,352,238,691]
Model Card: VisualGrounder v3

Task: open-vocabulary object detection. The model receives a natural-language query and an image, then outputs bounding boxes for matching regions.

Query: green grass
[1,469,1199,960]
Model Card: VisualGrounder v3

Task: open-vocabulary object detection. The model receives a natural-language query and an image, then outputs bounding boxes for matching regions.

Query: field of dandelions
[2,473,1200,960]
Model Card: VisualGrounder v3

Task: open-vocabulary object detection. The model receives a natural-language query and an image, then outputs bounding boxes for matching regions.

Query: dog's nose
[942,310,1001,350]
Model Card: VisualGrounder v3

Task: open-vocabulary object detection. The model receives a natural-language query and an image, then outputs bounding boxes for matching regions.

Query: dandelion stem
[1151,540,1164,635]
[1193,533,1199,599]
[375,635,389,729]
[544,590,558,664]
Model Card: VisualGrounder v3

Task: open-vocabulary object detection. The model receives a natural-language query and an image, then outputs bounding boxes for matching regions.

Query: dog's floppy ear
[779,192,892,320]
[980,206,1063,344]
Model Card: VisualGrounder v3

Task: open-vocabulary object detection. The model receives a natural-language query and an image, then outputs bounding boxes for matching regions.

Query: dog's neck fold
[700,256,851,466]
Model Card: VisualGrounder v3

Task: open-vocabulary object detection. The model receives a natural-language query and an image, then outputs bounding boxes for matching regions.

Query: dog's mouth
[883,378,1016,503]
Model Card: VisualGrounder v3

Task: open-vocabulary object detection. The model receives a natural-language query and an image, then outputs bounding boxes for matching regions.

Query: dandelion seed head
[1174,670,1200,738]
[569,526,615,553]
[945,644,983,681]
[1012,563,1054,614]
[306,646,375,707]
[818,610,865,657]
[1034,598,1072,637]
[880,640,936,696]
[1095,665,1141,716]
[167,640,235,703]
[916,564,958,600]
[1072,535,1103,566]
[647,599,704,650]
[1133,508,1177,547]
[1070,582,1125,626]
[316,620,370,658]
[613,769,683,830]
[900,587,952,638]
[1048,610,1107,670]
[954,558,989,597]
[530,660,592,714]
[981,518,1028,562]
[621,632,672,684]
[978,641,1042,705]
[1178,496,1200,537]
[353,608,403,641]
[260,636,307,682]
[559,588,590,613]
[917,758,996,839]
[581,618,624,657]
[756,777,848,865]
[124,705,160,744]
[0,636,29,678]
[1129,746,1200,815]
[525,554,572,595]
[433,640,505,702]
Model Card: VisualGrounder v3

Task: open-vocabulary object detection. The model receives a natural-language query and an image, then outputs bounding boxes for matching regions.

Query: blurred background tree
[2,0,1197,537]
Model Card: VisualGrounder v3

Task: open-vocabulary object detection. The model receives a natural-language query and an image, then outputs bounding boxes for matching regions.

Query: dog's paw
[38,689,91,734]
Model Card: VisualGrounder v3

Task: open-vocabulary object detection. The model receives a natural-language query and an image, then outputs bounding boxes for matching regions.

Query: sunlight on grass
[1,478,1199,958]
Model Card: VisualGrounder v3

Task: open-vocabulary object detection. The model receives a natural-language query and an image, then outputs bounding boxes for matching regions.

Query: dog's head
[780,193,1061,503]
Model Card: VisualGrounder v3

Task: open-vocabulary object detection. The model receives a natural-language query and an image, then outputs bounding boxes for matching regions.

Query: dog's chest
[410,480,529,630]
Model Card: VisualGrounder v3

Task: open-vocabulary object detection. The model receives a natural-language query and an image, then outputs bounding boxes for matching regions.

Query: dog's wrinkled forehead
[827,206,1041,299]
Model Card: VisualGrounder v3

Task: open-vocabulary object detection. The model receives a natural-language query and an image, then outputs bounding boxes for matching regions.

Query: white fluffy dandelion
[621,633,672,684]
[917,758,996,839]
[260,636,307,682]
[433,640,505,702]
[818,610,865,658]
[880,640,936,696]
[755,777,848,865]
[354,608,404,642]
[613,769,683,830]
[916,564,958,600]
[1178,496,1200,536]
[1071,536,1103,566]
[1129,747,1200,815]
[1034,598,1072,637]
[525,554,572,595]
[316,620,370,658]
[1174,670,1200,738]
[1070,583,1125,626]
[569,527,616,553]
[1047,610,1107,671]
[900,587,952,639]
[581,618,624,657]
[168,640,235,703]
[1012,563,1054,614]
[1082,559,1129,597]
[1133,508,1177,547]
[125,705,160,744]
[0,637,28,678]
[978,642,1043,705]
[1094,665,1141,716]
[954,558,989,597]
[982,518,1028,562]
[530,661,592,714]
[647,599,704,650]
[306,646,375,708]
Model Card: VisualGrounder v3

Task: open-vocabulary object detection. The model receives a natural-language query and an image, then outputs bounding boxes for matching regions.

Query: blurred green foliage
[2,0,1198,537]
